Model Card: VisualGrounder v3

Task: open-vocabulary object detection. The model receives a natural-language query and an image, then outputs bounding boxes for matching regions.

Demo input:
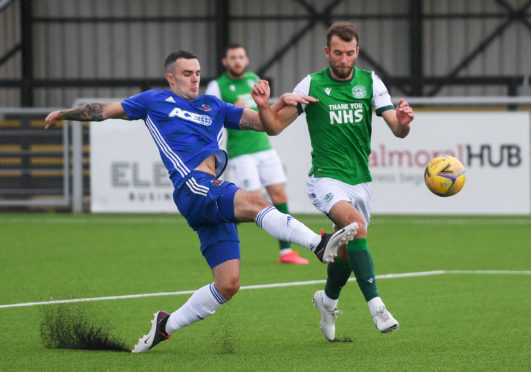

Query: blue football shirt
[121,89,244,187]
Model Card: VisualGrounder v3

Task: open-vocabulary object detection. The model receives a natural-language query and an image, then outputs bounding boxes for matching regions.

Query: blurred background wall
[1,0,530,108]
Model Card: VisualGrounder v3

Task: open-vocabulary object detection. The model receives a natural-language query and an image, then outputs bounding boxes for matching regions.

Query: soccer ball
[424,156,466,197]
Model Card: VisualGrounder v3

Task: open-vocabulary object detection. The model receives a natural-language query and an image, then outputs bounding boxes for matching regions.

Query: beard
[227,66,245,78]
[330,62,354,80]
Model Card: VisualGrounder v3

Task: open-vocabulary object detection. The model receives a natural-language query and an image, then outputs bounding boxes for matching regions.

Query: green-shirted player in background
[206,44,309,265]
[251,22,414,340]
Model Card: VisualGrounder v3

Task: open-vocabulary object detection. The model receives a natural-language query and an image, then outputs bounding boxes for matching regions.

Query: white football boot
[314,222,358,263]
[132,311,171,353]
[372,304,399,334]
[312,290,342,341]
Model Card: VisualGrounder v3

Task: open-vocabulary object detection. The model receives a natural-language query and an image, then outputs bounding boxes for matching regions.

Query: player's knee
[217,277,240,300]
[350,220,367,238]
[247,191,270,211]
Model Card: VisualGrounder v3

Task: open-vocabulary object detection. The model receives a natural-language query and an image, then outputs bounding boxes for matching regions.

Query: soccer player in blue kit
[44,50,358,353]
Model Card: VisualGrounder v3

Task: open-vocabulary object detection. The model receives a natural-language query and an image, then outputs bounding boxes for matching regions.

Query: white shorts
[306,175,372,227]
[229,149,287,191]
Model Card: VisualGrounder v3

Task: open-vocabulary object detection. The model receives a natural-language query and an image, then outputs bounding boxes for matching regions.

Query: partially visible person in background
[206,44,308,264]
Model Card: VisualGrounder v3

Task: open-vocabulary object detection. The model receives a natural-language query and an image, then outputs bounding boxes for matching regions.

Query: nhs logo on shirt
[168,107,212,126]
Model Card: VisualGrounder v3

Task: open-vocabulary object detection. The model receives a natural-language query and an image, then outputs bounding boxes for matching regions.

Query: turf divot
[40,304,129,352]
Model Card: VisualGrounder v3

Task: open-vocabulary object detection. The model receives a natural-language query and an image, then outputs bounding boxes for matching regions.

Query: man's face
[325,35,359,80]
[166,58,201,100]
[223,47,249,78]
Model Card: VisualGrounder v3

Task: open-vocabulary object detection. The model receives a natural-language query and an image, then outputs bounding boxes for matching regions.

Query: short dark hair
[224,44,246,57]
[326,22,359,47]
[164,50,198,72]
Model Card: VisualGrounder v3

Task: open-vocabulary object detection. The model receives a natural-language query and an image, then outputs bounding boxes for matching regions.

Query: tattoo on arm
[117,111,129,120]
[61,103,104,122]
[239,120,258,130]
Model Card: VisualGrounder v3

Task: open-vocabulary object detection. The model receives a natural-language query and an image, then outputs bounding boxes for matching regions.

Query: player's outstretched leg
[255,207,357,263]
[132,311,171,353]
[313,222,359,263]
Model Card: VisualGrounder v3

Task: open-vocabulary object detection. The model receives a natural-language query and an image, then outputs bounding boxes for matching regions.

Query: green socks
[324,257,352,299]
[274,202,291,250]
[346,238,379,301]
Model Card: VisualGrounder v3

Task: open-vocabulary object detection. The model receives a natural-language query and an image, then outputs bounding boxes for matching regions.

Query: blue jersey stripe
[187,177,209,194]
[121,90,244,187]
[185,179,208,196]
[145,115,190,177]
[145,115,189,176]
[144,116,184,176]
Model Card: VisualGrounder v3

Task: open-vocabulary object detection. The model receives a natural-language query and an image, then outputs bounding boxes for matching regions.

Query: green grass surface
[0,214,530,371]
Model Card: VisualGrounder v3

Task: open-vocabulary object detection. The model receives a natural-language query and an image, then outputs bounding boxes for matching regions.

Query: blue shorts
[173,171,240,269]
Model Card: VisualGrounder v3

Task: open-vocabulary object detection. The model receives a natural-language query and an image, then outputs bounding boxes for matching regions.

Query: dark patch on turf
[219,325,236,354]
[331,336,354,343]
[210,321,236,354]
[40,304,129,352]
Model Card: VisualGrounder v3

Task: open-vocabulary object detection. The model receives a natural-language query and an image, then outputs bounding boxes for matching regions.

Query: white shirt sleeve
[371,72,394,112]
[205,80,221,99]
[293,75,311,111]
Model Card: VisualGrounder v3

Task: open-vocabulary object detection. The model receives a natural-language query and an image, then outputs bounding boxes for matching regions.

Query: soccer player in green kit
[206,44,309,264]
[251,22,414,340]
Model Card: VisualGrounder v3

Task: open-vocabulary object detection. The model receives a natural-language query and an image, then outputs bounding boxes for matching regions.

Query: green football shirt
[205,72,272,158]
[294,66,394,185]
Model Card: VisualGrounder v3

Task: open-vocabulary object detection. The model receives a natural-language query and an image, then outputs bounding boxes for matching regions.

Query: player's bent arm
[250,79,306,135]
[266,92,316,134]
[44,102,129,130]
[238,104,298,135]
[255,102,297,136]
[382,109,409,138]
[382,99,414,138]
[238,108,265,132]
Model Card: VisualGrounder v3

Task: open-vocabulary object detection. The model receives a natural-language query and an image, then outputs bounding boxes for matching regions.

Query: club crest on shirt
[211,179,224,187]
[199,104,212,111]
[352,85,366,99]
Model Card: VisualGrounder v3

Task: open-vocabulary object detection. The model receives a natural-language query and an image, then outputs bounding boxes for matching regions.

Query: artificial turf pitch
[0,213,529,371]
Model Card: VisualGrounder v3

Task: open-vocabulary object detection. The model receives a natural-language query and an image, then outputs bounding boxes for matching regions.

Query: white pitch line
[447,270,531,275]
[1,269,530,309]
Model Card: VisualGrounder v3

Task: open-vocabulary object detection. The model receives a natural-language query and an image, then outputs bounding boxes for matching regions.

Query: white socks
[165,283,226,334]
[368,296,385,317]
[256,206,321,251]
[322,291,339,310]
